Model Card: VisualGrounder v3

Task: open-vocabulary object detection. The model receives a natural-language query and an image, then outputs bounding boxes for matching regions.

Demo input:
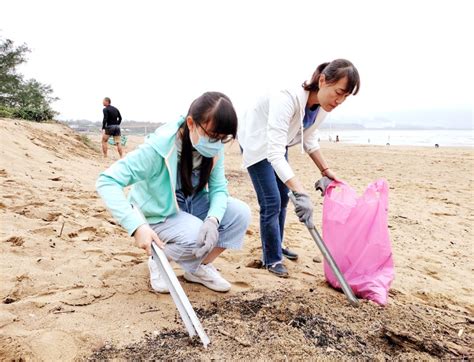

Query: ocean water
[317,129,474,148]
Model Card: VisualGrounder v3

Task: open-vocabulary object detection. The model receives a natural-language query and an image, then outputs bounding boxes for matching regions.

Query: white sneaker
[147,256,169,294]
[184,264,231,292]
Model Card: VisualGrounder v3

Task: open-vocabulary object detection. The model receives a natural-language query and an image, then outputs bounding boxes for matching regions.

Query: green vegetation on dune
[0,37,58,122]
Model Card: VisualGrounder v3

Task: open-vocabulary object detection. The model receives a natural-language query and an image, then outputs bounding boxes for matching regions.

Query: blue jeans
[247,153,289,265]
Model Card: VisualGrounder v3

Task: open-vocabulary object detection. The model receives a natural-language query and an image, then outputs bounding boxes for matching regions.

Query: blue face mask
[191,127,224,158]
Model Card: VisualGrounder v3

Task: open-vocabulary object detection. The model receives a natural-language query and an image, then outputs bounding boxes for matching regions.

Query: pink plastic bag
[322,179,394,305]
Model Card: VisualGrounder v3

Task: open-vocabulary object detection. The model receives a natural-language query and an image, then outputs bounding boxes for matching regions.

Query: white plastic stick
[133,205,210,347]
[150,244,210,347]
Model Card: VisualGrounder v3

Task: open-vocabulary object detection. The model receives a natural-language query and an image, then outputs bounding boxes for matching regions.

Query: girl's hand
[322,168,340,182]
[193,217,219,259]
[133,224,164,255]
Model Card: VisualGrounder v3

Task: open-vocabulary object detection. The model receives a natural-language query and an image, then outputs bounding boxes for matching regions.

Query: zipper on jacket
[164,145,180,211]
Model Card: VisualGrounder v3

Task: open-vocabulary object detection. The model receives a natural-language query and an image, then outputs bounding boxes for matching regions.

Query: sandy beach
[0,118,473,360]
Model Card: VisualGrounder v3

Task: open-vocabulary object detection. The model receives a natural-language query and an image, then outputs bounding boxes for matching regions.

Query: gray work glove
[193,217,219,259]
[293,191,315,229]
[315,176,333,197]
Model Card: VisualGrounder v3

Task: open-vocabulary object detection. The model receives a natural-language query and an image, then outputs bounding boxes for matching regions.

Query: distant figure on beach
[435,143,440,148]
[368,138,370,143]
[101,97,123,158]
[336,135,340,142]
[238,59,360,278]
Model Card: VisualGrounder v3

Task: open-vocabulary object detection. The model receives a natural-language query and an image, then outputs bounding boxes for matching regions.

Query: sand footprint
[232,281,252,289]
[425,268,442,281]
[2,194,19,199]
[41,212,61,222]
[68,226,98,241]
[4,236,25,246]
[111,251,144,266]
[31,226,57,237]
[10,202,46,218]
[432,211,457,217]
[111,250,144,258]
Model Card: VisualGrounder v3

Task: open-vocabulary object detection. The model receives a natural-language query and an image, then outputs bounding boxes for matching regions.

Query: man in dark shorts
[101,97,124,158]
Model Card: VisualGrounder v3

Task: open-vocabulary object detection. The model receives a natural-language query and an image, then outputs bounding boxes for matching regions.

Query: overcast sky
[1,0,472,124]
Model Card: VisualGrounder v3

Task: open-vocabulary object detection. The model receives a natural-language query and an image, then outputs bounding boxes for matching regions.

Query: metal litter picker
[288,178,359,306]
[133,205,210,347]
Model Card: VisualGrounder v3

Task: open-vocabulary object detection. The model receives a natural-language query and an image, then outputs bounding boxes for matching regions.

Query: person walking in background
[101,97,123,158]
[238,59,360,278]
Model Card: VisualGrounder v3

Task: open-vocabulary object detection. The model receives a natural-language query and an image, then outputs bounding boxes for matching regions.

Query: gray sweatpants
[150,196,250,273]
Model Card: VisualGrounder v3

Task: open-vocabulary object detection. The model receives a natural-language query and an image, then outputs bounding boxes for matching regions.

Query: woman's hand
[322,168,340,181]
[133,224,164,255]
[292,191,315,229]
[309,150,340,182]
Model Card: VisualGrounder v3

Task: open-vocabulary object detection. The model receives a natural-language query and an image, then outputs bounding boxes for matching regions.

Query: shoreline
[79,130,474,150]
[317,140,474,149]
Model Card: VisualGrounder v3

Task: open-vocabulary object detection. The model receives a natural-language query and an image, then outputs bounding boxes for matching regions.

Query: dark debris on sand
[89,288,473,360]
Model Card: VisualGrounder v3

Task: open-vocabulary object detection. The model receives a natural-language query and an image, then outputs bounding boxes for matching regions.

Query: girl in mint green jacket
[96,92,251,293]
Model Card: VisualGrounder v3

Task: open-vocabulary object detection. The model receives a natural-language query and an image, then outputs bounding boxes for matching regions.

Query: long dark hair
[180,91,238,197]
[303,59,360,95]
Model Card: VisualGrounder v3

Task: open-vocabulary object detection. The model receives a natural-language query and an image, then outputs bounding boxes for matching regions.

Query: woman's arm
[284,176,306,193]
[309,149,338,180]
[267,90,298,184]
[96,142,162,235]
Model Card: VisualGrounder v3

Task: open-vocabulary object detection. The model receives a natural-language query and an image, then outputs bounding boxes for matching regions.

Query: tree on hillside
[0,37,58,121]
[0,39,28,105]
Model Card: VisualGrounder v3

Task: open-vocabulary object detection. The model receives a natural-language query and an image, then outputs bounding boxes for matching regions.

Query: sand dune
[0,118,472,360]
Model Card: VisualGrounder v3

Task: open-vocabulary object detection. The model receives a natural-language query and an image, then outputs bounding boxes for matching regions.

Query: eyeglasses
[196,124,234,144]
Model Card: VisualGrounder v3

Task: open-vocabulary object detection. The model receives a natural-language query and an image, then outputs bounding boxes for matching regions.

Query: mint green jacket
[96,117,229,236]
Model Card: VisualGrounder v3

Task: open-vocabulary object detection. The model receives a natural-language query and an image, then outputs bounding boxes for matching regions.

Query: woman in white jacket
[238,59,360,277]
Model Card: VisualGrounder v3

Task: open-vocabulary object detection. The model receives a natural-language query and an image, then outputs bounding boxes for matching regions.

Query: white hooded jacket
[237,86,328,183]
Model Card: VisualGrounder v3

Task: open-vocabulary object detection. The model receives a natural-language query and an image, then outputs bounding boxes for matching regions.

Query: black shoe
[282,247,299,261]
[267,262,289,278]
